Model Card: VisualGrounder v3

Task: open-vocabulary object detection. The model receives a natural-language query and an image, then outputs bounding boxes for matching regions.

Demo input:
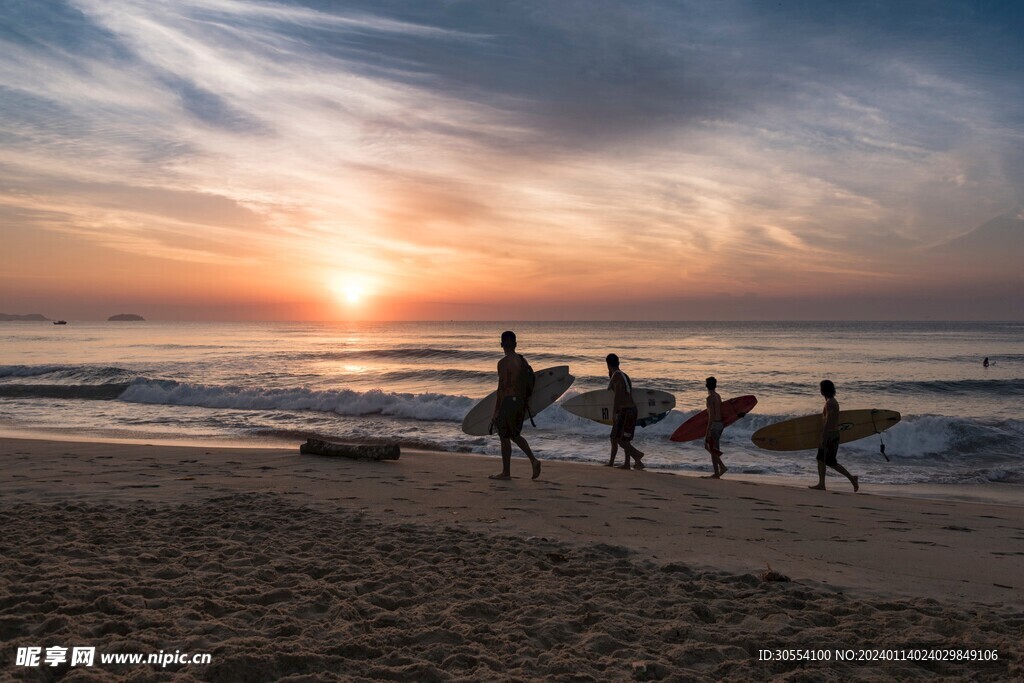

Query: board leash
[871,409,891,462]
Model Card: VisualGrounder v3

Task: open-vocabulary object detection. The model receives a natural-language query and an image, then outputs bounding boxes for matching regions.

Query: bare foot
[709,472,722,479]
[851,476,859,493]
[603,462,615,467]
[531,460,541,480]
[808,483,826,490]
[633,461,646,471]
[617,464,631,470]
[489,473,511,480]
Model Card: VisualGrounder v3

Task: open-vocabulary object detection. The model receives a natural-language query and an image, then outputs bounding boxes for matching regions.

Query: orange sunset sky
[1,1,1022,320]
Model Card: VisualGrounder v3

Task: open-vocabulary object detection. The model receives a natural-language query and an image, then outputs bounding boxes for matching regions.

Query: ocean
[1,321,1022,487]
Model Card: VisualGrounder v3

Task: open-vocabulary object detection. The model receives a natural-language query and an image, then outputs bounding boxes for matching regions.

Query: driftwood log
[299,439,400,461]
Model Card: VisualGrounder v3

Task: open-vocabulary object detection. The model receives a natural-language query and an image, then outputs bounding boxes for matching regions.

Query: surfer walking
[604,354,645,470]
[489,331,541,481]
[704,376,727,478]
[809,380,858,492]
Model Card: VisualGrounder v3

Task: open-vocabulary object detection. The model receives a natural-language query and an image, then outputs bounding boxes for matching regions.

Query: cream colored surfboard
[751,409,901,452]
[560,388,676,426]
[461,366,575,436]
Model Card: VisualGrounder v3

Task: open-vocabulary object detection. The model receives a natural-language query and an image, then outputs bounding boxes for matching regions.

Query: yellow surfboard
[751,409,901,452]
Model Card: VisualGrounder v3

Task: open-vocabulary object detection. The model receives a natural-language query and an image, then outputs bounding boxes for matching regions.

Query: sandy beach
[2,436,1022,681]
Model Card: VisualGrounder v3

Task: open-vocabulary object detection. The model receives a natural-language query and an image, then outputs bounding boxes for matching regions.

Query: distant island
[108,313,145,321]
[0,313,49,321]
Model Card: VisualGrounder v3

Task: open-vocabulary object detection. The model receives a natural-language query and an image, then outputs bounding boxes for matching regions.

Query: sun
[343,284,362,304]
[329,274,371,307]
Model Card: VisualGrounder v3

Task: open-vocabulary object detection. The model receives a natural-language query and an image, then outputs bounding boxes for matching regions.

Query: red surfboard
[669,395,758,442]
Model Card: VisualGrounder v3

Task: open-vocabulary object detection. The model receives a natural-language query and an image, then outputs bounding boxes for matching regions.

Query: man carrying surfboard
[809,379,858,492]
[704,376,727,478]
[489,331,541,481]
[605,353,645,470]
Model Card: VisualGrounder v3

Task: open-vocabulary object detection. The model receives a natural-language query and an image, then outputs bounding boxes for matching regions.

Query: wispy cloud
[1,0,1021,318]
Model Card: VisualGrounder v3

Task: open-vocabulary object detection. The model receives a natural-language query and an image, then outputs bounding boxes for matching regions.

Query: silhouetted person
[809,379,858,492]
[704,376,726,478]
[489,331,541,480]
[604,353,645,470]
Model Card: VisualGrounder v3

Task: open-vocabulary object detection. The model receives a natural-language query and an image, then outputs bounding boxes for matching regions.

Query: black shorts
[816,433,840,466]
[495,396,526,439]
[611,406,638,441]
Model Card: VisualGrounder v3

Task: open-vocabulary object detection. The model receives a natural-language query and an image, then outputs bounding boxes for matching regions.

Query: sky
[1,0,1022,320]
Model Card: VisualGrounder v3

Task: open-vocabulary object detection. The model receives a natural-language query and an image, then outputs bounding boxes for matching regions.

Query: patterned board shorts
[611,406,638,441]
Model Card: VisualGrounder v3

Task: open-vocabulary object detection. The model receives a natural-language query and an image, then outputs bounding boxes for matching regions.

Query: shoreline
[3,428,1021,508]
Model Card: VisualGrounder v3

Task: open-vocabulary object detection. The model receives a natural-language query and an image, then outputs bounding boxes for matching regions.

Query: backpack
[518,354,536,399]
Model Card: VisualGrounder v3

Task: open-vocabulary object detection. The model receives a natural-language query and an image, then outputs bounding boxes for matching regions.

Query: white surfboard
[461,366,575,436]
[560,388,676,426]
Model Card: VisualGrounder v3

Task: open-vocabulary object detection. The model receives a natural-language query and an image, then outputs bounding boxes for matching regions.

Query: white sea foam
[119,378,474,421]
